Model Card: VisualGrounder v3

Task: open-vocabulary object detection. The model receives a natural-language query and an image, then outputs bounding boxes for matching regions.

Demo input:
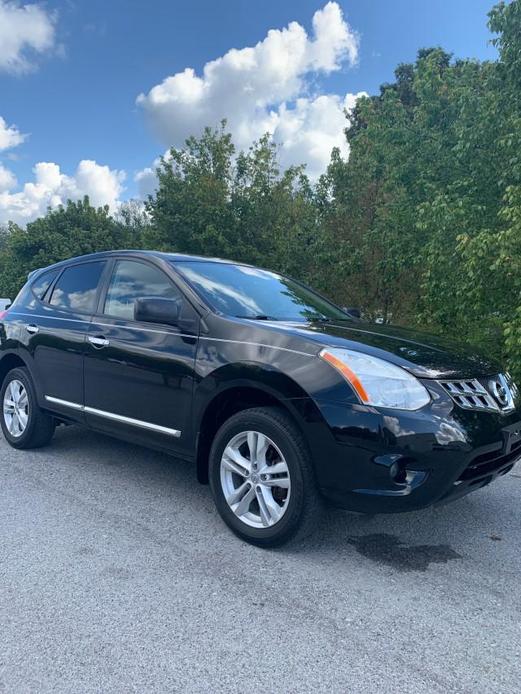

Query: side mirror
[134,297,180,326]
[343,306,361,319]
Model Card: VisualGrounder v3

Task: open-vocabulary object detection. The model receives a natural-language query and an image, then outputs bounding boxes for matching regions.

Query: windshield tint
[173,261,349,322]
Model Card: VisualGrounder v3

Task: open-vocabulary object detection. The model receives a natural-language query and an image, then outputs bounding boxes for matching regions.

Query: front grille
[439,373,517,413]
[458,438,521,482]
[439,378,500,412]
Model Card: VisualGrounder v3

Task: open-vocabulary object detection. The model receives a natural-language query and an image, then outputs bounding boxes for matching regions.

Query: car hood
[263,319,501,379]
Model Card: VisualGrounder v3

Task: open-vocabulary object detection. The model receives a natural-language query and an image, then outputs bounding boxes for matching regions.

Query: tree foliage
[144,124,318,280]
[0,0,520,377]
[0,198,135,298]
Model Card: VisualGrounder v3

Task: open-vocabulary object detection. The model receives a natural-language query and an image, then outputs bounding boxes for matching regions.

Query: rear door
[83,257,199,453]
[32,260,107,416]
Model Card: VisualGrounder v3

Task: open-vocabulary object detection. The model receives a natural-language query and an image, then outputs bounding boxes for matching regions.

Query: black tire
[0,367,55,449]
[209,406,322,547]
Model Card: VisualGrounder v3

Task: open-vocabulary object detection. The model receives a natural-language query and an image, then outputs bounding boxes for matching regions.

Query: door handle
[88,335,110,348]
[26,324,39,335]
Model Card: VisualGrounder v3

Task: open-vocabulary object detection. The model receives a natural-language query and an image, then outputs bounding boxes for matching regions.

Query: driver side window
[104,260,182,320]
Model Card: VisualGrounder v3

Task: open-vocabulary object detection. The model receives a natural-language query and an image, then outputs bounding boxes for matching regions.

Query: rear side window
[31,269,59,300]
[104,260,181,320]
[49,262,105,313]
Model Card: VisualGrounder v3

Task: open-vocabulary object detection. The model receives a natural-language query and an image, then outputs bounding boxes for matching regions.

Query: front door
[83,258,198,454]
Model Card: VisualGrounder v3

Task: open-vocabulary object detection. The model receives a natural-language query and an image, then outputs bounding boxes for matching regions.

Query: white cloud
[272,92,366,174]
[0,115,26,151]
[0,160,126,225]
[134,149,176,198]
[0,113,125,225]
[0,163,17,192]
[0,0,56,74]
[137,2,361,180]
[134,164,159,199]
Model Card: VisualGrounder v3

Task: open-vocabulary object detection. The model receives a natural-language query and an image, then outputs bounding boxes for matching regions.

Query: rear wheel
[1,367,55,449]
[209,406,322,547]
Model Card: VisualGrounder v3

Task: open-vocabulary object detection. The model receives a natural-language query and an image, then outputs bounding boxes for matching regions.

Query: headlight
[320,347,431,410]
[506,372,519,401]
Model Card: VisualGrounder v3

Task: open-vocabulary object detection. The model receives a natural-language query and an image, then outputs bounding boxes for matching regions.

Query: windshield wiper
[235,314,277,320]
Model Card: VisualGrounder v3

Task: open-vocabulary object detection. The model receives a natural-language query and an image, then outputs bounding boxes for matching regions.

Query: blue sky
[0,0,499,224]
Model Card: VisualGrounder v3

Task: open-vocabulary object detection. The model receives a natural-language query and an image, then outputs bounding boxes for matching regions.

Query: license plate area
[503,423,521,455]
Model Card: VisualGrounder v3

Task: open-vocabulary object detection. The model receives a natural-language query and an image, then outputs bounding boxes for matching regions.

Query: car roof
[31,250,251,275]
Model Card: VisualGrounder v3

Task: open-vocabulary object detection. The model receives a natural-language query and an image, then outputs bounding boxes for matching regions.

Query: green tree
[146,124,321,280]
[145,122,237,257]
[453,0,521,377]
[114,199,151,247]
[1,0,520,382]
[0,197,133,298]
[322,5,521,381]
[231,134,318,278]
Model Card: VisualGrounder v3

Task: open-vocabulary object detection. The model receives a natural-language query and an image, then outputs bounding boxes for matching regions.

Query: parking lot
[1,424,520,693]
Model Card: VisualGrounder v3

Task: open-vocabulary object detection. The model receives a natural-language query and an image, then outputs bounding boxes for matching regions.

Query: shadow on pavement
[45,424,519,569]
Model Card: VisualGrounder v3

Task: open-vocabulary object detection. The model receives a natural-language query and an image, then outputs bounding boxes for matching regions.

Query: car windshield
[172,260,350,322]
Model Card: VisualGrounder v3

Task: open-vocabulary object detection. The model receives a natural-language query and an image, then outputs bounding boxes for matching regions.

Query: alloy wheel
[220,430,291,528]
[3,379,29,438]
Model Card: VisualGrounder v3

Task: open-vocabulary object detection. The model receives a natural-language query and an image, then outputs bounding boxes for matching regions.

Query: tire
[0,367,55,449]
[209,406,322,547]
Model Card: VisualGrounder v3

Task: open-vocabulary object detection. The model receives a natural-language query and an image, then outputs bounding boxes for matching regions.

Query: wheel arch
[0,352,30,389]
[194,365,324,484]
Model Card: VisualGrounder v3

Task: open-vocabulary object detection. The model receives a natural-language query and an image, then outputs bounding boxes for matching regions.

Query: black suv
[1,251,520,546]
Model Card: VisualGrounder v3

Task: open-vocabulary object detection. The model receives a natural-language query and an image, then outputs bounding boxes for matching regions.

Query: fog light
[390,461,407,484]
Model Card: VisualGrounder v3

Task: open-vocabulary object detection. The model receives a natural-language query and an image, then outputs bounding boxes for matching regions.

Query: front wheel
[1,367,55,449]
[209,407,322,547]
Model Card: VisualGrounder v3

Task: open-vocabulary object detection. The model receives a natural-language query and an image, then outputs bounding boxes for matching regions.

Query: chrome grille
[439,377,511,413]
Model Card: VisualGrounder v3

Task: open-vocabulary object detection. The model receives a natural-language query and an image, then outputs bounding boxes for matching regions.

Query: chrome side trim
[92,320,187,336]
[12,312,88,325]
[199,336,315,357]
[44,396,181,437]
[84,406,181,437]
[44,395,83,410]
[10,312,316,357]
[92,319,315,355]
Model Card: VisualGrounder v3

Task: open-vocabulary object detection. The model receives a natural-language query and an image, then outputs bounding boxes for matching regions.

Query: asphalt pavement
[1,424,520,693]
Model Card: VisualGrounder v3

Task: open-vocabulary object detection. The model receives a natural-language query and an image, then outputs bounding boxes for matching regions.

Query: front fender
[193,360,313,427]
[192,360,344,489]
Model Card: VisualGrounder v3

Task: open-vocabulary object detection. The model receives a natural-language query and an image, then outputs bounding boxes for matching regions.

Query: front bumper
[309,381,521,513]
